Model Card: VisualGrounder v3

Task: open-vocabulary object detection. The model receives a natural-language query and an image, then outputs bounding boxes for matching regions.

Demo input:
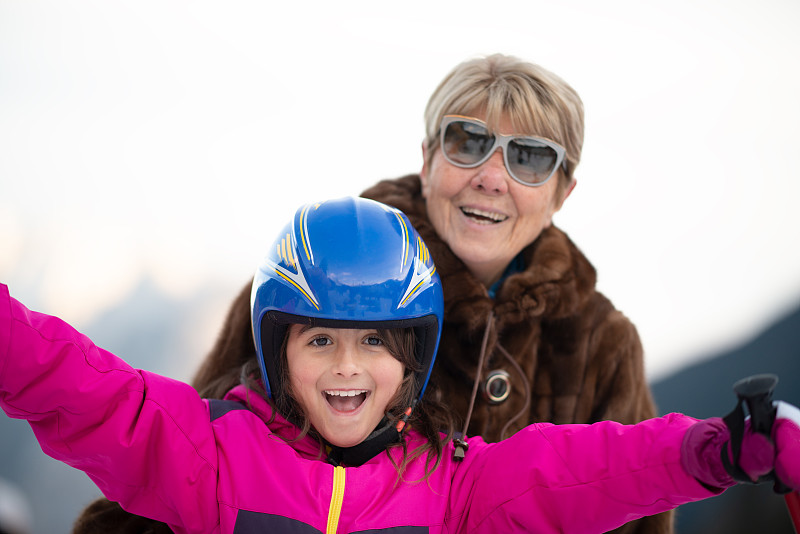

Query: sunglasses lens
[442,120,494,166]
[441,117,563,185]
[507,138,559,184]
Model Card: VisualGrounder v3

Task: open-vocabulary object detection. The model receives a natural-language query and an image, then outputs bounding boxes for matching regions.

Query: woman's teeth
[461,207,507,223]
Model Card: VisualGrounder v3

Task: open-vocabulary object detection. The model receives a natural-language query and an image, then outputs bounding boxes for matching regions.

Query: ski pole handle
[728,374,779,485]
[731,374,800,533]
[732,374,778,436]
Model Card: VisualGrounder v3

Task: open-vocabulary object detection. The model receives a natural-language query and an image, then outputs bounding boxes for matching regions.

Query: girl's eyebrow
[295,324,318,335]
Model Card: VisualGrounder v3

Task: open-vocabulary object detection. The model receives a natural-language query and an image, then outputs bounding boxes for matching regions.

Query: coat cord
[496,343,532,440]
[460,311,494,437]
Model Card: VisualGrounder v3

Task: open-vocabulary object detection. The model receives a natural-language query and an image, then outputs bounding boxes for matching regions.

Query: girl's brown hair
[271,323,454,478]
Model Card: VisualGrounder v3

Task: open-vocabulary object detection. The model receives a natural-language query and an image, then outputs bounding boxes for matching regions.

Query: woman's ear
[420,141,430,198]
[545,179,578,228]
[556,178,577,210]
[563,178,577,203]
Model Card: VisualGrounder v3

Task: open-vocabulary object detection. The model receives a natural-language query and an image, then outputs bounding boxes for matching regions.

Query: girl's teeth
[325,390,367,397]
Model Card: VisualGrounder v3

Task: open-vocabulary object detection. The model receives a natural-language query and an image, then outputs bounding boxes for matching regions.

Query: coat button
[482,370,511,404]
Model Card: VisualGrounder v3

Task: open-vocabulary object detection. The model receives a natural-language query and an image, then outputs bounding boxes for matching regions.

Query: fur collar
[361,175,598,336]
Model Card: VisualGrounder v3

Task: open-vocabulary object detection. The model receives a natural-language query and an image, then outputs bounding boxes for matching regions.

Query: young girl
[2,197,799,534]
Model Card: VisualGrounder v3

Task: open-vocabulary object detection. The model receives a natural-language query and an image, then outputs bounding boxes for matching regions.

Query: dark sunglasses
[439,115,567,186]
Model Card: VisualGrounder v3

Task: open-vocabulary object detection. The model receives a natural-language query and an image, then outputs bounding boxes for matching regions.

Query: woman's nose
[471,149,510,195]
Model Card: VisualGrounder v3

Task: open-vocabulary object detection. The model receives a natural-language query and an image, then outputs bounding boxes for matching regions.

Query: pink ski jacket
[0,285,720,533]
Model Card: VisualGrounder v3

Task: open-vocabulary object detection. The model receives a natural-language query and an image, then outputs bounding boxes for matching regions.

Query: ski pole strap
[721,397,759,484]
[722,374,792,493]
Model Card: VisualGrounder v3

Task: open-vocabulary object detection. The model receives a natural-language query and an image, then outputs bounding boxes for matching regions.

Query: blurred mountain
[652,301,800,534]
[0,277,230,534]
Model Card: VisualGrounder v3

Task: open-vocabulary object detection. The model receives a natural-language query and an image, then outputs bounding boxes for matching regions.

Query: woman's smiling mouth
[460,206,508,224]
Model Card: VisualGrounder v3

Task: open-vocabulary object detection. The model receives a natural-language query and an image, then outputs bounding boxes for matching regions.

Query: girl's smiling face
[285,324,405,448]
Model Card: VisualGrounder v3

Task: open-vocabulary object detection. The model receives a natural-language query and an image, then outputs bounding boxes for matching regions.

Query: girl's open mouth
[324,390,368,412]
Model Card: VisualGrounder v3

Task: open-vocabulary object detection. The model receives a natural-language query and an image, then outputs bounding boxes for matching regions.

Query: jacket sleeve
[451,414,721,534]
[580,303,674,534]
[0,285,220,532]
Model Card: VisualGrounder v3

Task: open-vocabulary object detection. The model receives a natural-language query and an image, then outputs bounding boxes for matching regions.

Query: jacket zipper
[326,465,346,534]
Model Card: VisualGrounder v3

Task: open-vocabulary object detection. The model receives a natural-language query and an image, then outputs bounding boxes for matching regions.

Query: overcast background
[1,1,800,530]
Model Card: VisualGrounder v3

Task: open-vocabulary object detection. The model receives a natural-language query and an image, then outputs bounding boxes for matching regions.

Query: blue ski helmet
[251,197,443,407]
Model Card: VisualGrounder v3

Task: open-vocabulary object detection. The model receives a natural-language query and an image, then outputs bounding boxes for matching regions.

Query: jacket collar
[224,385,326,460]
[362,174,598,334]
[223,385,414,466]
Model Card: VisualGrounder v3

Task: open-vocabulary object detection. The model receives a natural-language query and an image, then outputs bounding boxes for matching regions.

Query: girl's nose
[332,347,361,377]
[471,149,510,195]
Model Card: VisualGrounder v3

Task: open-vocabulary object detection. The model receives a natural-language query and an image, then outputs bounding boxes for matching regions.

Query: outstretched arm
[0,284,219,530]
[453,414,711,533]
[457,403,800,534]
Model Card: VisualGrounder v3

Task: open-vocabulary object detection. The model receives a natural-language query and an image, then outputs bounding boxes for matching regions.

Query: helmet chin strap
[325,402,416,467]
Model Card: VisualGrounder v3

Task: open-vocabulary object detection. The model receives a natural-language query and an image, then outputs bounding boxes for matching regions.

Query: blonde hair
[424,54,584,190]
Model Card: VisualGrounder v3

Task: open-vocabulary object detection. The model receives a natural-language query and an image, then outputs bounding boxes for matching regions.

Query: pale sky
[2,0,799,380]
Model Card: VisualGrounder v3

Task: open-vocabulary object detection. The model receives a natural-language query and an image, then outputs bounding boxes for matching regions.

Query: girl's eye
[364,335,384,346]
[309,336,331,347]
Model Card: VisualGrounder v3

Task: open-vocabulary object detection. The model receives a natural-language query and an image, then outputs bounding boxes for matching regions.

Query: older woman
[72,55,669,534]
[362,54,670,533]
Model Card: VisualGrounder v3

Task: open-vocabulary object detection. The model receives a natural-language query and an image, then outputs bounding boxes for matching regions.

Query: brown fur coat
[362,175,673,534]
